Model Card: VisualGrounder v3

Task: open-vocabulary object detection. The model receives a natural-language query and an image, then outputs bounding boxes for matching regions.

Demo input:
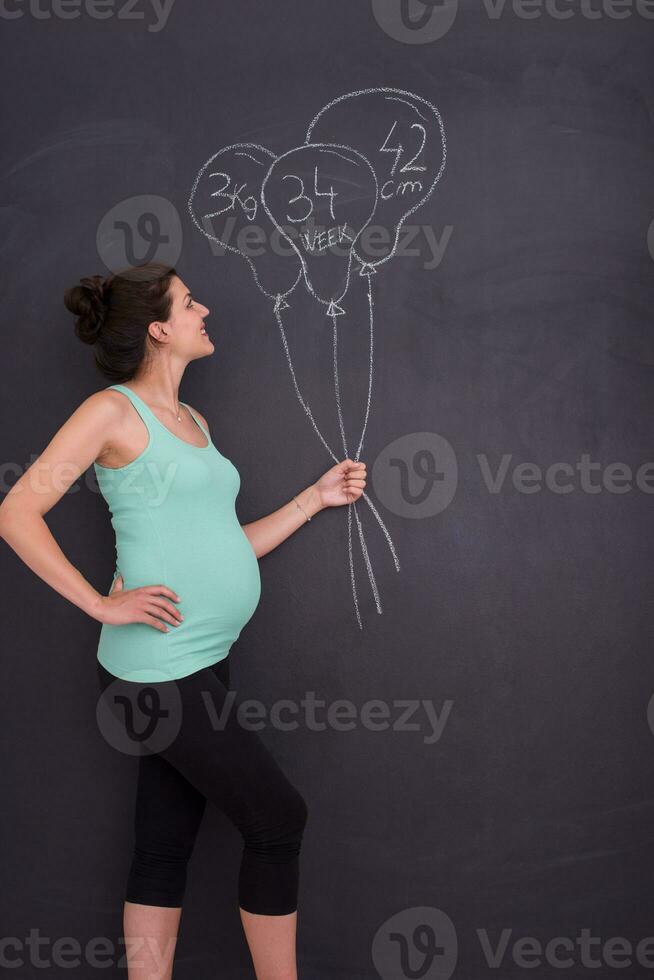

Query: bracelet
[292,495,311,523]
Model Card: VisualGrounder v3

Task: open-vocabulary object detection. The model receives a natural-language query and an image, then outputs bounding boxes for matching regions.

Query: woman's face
[158,275,214,358]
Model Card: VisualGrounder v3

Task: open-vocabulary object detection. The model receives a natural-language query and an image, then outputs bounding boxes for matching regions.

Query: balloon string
[331,313,382,617]
[331,309,349,458]
[274,297,400,624]
[330,307,382,617]
[353,275,400,573]
[353,272,375,465]
[329,309,363,626]
[346,501,362,630]
[353,274,401,573]
[274,298,340,464]
[273,293,399,573]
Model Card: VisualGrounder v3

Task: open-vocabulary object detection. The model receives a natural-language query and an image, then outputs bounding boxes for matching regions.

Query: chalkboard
[1,2,653,978]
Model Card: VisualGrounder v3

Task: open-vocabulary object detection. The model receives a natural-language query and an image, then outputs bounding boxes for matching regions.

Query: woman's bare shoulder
[78,388,130,423]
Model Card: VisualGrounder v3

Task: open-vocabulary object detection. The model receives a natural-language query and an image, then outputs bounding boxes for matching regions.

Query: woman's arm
[242,460,366,559]
[0,392,127,620]
[241,483,324,559]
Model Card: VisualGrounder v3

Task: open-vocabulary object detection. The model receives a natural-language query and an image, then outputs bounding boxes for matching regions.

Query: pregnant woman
[0,262,366,980]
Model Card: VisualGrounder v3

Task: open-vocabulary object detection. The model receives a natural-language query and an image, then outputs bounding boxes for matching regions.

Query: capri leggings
[96,656,308,915]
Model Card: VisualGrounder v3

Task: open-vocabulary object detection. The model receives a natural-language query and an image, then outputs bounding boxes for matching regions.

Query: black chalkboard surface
[1,2,653,978]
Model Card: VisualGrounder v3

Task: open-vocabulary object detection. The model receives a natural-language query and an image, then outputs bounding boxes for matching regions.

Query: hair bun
[64,274,108,345]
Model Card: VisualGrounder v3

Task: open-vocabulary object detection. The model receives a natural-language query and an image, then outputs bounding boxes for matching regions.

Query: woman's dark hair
[64,262,177,382]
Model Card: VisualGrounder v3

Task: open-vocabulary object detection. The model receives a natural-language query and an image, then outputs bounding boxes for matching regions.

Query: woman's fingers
[342,459,366,473]
[102,581,184,630]
[143,599,184,626]
[145,597,184,623]
[142,584,181,602]
[146,594,184,619]
[138,584,183,627]
[140,612,170,633]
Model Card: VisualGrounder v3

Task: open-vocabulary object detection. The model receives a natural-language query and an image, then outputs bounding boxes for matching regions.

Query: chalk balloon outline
[188,143,302,302]
[260,142,379,311]
[305,86,447,272]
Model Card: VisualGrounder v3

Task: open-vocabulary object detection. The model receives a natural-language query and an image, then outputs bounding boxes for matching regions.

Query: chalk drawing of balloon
[306,87,446,271]
[188,143,302,301]
[260,143,378,313]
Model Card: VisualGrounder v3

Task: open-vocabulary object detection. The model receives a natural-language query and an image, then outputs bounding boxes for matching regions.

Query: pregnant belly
[117,525,262,638]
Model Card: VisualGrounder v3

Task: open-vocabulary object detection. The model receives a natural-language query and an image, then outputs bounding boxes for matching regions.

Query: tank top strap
[181,402,210,441]
[107,383,156,435]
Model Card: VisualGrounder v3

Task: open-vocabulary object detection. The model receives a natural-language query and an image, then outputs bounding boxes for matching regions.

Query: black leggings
[96,657,308,915]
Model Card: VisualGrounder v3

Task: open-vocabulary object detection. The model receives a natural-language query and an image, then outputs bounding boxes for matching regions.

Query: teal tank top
[94,383,261,682]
